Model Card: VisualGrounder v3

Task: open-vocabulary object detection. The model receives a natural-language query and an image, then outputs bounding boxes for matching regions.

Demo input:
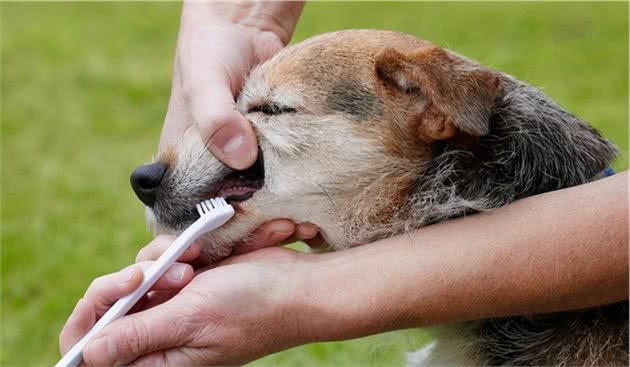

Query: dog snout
[130,162,168,207]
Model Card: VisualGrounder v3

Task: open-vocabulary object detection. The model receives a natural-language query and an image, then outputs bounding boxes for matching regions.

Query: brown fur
[157,146,177,168]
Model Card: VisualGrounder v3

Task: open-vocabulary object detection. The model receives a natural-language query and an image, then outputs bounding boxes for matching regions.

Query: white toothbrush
[56,198,235,367]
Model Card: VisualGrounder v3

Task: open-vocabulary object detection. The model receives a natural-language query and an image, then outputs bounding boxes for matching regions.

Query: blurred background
[1,2,628,366]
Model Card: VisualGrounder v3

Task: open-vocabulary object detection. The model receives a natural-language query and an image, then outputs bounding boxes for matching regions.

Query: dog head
[131,30,615,261]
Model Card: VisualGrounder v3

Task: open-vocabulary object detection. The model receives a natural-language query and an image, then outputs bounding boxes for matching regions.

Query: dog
[130,30,627,366]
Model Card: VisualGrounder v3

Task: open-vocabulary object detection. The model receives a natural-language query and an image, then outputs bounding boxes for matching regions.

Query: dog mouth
[152,151,265,230]
[213,152,265,204]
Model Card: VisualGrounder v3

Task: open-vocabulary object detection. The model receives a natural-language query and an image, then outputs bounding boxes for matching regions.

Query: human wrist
[182,1,303,45]
[293,173,630,346]
[290,242,421,344]
[289,232,476,344]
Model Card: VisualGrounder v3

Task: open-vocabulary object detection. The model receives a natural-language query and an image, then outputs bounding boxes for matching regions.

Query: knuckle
[179,75,198,99]
[135,248,149,262]
[86,276,107,297]
[137,235,172,261]
[153,235,173,249]
[122,319,148,357]
[197,108,234,132]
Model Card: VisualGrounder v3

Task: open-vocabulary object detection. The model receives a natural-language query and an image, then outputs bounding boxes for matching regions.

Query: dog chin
[144,203,268,262]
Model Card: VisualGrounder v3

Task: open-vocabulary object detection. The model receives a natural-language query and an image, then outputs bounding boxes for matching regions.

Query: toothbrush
[56,198,235,367]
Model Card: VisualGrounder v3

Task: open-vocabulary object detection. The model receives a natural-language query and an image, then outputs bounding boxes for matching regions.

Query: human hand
[160,1,309,250]
[58,236,198,364]
[160,1,304,169]
[60,237,310,366]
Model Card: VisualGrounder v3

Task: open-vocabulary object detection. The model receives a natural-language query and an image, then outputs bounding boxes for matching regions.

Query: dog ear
[375,47,500,141]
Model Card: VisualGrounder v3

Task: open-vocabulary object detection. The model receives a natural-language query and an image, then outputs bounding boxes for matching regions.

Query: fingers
[128,348,202,367]
[220,247,300,267]
[190,82,258,170]
[130,290,178,314]
[59,298,95,355]
[232,221,322,255]
[304,233,327,249]
[252,31,285,65]
[59,266,144,355]
[140,225,322,260]
[158,66,194,153]
[161,45,257,169]
[82,300,189,366]
[83,263,192,316]
[145,262,194,290]
[293,223,320,244]
[180,26,259,170]
[231,219,295,255]
[59,263,194,356]
[135,235,201,263]
[83,266,144,317]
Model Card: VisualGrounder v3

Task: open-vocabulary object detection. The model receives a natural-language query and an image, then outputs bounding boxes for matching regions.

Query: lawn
[1,2,627,366]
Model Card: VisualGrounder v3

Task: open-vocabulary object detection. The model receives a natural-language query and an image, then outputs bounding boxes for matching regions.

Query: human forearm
[295,172,628,343]
[70,173,627,364]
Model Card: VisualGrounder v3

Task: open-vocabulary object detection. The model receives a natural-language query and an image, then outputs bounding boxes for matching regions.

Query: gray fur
[476,302,628,366]
[410,75,617,226]
[325,79,384,119]
[403,75,624,366]
[153,130,231,231]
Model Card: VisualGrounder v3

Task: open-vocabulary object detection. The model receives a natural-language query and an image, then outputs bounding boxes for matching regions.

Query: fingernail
[209,123,256,169]
[301,224,319,239]
[269,220,295,235]
[88,337,117,364]
[222,133,245,155]
[269,232,291,244]
[166,264,186,281]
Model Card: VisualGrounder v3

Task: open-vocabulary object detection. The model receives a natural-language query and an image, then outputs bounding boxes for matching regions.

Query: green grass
[1,2,627,366]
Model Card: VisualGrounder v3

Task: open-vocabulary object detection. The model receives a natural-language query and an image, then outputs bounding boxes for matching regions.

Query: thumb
[82,301,190,366]
[187,67,258,170]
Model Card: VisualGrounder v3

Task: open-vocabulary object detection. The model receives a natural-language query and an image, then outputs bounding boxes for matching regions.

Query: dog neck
[409,76,617,226]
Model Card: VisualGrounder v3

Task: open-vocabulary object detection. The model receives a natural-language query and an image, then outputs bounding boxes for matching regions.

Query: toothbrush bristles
[196,197,229,217]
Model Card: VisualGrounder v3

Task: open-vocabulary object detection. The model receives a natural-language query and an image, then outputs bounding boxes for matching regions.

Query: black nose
[130,162,168,207]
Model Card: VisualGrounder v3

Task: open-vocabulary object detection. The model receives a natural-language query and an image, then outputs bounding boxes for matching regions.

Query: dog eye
[248,103,297,115]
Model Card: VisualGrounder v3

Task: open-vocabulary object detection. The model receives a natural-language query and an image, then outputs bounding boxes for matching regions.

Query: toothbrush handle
[55,222,203,367]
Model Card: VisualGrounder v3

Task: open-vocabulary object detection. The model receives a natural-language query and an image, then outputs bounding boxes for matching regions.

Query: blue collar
[603,167,615,177]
